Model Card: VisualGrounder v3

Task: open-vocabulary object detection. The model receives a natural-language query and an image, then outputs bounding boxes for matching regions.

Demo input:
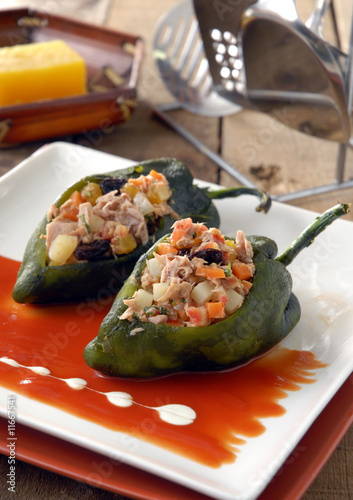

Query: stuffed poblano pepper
[84,203,350,378]
[12,158,270,304]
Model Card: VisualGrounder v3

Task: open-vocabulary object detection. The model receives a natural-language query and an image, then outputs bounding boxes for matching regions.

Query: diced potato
[113,233,137,255]
[191,281,213,305]
[114,224,130,237]
[121,182,139,199]
[225,239,235,249]
[80,182,102,205]
[133,192,154,215]
[147,182,172,204]
[147,257,163,278]
[135,289,153,309]
[225,289,243,315]
[48,235,78,266]
[153,282,169,301]
[90,215,105,233]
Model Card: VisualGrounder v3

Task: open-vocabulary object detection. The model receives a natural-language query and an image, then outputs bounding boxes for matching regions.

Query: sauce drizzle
[0,256,326,467]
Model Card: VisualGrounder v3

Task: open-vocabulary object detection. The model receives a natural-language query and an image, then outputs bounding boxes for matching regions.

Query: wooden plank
[86,0,222,184]
[80,103,221,184]
[302,428,353,499]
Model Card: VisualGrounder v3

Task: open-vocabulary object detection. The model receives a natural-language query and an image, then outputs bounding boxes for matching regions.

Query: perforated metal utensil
[153,0,241,117]
[152,0,353,197]
[193,0,351,142]
[152,0,260,188]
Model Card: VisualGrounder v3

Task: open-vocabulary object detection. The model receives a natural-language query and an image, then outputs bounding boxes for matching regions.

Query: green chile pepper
[12,158,270,304]
[83,203,350,378]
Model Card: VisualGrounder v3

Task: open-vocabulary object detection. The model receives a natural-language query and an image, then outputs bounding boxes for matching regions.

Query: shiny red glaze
[0,256,325,467]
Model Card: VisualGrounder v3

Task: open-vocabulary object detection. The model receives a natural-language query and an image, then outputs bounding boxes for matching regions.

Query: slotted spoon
[152,0,353,195]
[153,0,241,117]
[153,0,330,117]
[155,0,350,142]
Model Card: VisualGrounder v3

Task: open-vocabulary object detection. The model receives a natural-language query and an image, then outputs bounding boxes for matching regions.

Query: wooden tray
[0,8,143,144]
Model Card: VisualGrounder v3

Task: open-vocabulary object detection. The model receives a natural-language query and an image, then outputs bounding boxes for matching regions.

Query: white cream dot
[0,357,20,367]
[155,404,196,426]
[62,378,87,390]
[30,366,50,376]
[105,391,133,407]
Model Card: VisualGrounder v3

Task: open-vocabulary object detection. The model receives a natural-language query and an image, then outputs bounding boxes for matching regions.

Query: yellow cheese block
[0,40,87,106]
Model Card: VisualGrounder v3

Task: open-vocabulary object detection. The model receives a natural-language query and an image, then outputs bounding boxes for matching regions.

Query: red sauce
[0,256,325,467]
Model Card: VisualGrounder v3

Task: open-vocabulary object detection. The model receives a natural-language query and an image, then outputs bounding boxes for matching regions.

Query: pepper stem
[206,187,271,213]
[276,203,350,267]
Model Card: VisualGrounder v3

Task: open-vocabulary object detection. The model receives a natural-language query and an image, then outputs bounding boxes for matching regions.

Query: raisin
[99,177,127,195]
[74,240,112,261]
[146,215,161,235]
[189,248,224,265]
[177,248,190,256]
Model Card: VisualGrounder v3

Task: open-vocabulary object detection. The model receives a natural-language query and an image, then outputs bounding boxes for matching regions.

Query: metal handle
[305,0,331,36]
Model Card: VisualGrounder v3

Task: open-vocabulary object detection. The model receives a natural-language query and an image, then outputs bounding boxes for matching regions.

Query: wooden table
[0,1,352,499]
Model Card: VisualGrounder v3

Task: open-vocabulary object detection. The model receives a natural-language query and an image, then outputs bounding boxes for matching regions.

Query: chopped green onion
[80,214,91,235]
[223,262,232,276]
[144,305,159,316]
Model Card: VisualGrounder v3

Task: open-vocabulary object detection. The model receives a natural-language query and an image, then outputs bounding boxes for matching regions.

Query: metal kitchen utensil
[153,0,241,117]
[153,0,353,198]
[305,0,330,37]
[242,0,353,200]
[154,0,335,121]
[193,0,351,142]
[239,0,353,200]
[153,0,258,189]
[154,0,349,139]
[305,0,348,81]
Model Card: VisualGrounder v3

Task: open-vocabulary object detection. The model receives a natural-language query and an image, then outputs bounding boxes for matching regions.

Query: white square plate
[0,142,352,500]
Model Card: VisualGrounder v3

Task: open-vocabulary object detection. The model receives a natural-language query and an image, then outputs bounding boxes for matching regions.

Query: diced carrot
[149,169,164,181]
[187,306,208,326]
[60,191,83,221]
[241,280,253,294]
[195,266,225,279]
[70,190,84,206]
[128,176,143,186]
[60,206,78,221]
[213,234,225,244]
[231,260,253,281]
[189,237,203,247]
[128,175,151,188]
[206,301,225,319]
[170,218,193,246]
[212,229,225,244]
[194,223,208,235]
[157,243,178,255]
